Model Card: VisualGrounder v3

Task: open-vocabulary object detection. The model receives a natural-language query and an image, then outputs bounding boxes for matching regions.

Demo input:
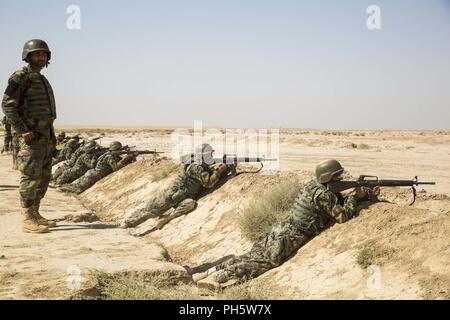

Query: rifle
[121,145,136,152]
[0,184,19,189]
[181,154,277,175]
[62,135,81,142]
[327,175,435,205]
[115,149,164,160]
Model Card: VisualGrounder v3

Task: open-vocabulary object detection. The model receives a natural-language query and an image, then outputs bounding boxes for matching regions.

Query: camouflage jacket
[53,143,80,165]
[74,152,100,170]
[94,152,132,176]
[2,65,56,137]
[291,180,365,234]
[2,116,11,133]
[65,145,89,166]
[170,163,222,201]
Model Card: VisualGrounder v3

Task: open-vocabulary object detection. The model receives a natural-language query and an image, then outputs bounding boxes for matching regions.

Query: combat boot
[31,204,57,227]
[22,208,49,234]
[196,270,237,292]
[192,266,218,283]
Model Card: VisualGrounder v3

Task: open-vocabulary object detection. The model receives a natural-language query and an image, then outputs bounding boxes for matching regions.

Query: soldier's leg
[120,191,174,228]
[16,135,48,233]
[55,166,82,185]
[5,133,12,152]
[52,163,69,181]
[61,169,103,194]
[12,133,19,170]
[216,217,312,282]
[32,137,57,227]
[151,198,197,231]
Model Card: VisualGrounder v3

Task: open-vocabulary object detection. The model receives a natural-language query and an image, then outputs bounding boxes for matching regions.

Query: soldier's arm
[315,190,360,223]
[190,164,223,189]
[86,154,99,169]
[1,72,29,134]
[107,155,131,172]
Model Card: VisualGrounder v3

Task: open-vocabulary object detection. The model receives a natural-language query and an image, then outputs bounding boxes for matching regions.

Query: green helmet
[194,143,214,165]
[109,141,122,151]
[83,141,97,153]
[315,159,344,183]
[66,139,78,149]
[22,39,51,62]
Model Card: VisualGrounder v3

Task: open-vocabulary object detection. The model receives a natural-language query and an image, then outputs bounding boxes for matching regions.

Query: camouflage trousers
[217,216,312,282]
[122,189,197,228]
[65,168,110,194]
[11,133,19,169]
[55,163,90,186]
[16,133,56,208]
[52,151,66,166]
[2,131,12,152]
[52,162,71,181]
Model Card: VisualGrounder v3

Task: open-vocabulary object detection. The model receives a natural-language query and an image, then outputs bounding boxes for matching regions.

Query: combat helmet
[315,159,344,183]
[194,143,215,165]
[109,141,122,152]
[83,141,97,153]
[66,139,78,149]
[22,39,51,62]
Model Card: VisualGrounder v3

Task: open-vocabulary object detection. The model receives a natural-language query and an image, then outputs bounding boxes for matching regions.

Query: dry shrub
[238,179,301,242]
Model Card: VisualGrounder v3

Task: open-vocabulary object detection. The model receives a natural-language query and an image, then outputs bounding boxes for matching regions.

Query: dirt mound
[78,159,449,299]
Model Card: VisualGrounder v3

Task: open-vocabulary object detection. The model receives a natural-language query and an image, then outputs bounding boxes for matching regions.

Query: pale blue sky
[1,0,449,129]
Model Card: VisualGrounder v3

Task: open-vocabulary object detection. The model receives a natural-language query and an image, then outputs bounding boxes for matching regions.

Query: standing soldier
[1,116,12,154]
[1,39,57,234]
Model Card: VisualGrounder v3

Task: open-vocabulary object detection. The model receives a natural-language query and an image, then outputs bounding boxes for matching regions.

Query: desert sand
[0,128,449,299]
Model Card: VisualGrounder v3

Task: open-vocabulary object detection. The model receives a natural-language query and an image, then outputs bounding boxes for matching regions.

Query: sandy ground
[0,128,449,299]
[0,155,187,299]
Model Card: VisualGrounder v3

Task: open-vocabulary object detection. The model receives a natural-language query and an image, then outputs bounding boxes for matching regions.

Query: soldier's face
[29,51,48,68]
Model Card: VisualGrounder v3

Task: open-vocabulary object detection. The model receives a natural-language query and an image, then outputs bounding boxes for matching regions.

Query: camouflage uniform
[121,162,224,228]
[62,151,132,194]
[52,140,80,166]
[2,65,57,208]
[214,179,366,283]
[54,149,103,185]
[11,132,19,169]
[52,144,88,181]
[1,116,12,153]
[55,131,66,144]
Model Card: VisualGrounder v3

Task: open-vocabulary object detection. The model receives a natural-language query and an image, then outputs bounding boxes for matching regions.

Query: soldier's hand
[218,163,229,173]
[371,186,381,196]
[22,132,34,142]
[123,154,132,161]
[355,186,370,199]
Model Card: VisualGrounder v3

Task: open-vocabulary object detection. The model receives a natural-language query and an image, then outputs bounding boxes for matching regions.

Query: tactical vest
[173,163,211,199]
[291,180,334,234]
[95,152,115,175]
[67,147,85,166]
[20,67,56,135]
